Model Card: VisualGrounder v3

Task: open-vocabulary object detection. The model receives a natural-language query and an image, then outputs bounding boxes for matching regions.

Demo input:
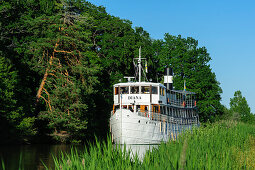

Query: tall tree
[81,2,155,138]
[22,1,100,141]
[230,90,254,123]
[0,0,226,143]
[0,54,37,143]
[0,0,39,143]
[151,34,223,121]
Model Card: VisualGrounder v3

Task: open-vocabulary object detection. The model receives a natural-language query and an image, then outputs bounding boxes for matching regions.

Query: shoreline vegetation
[44,120,254,169]
[0,0,226,144]
[1,120,254,169]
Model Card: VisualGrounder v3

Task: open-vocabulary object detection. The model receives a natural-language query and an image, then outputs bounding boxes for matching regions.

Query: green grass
[1,153,24,170]
[49,120,255,170]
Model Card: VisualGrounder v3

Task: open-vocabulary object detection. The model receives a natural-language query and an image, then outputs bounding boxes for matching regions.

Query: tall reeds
[49,120,255,169]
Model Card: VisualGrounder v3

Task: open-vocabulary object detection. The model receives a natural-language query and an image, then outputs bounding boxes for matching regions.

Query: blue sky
[87,0,255,113]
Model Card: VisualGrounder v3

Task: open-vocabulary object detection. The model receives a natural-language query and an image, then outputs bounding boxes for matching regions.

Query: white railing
[111,109,199,125]
[137,110,199,125]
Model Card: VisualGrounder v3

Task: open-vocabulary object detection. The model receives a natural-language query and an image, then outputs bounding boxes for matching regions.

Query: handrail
[111,109,199,125]
[137,110,199,125]
[169,100,197,108]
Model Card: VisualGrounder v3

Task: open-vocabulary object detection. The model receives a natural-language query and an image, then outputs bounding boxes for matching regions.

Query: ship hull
[110,109,196,144]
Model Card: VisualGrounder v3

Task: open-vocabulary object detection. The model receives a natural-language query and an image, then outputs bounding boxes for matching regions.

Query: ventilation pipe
[164,68,173,90]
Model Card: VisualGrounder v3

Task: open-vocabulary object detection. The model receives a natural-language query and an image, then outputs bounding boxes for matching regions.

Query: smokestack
[164,68,173,90]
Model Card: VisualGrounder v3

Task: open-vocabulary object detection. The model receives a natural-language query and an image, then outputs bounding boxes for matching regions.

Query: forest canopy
[0,0,225,143]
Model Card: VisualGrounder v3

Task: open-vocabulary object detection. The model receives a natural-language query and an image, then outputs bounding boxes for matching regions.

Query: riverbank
[1,120,254,169]
[50,120,255,169]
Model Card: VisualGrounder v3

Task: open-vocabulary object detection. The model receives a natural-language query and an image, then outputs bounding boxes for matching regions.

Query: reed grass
[1,153,24,170]
[1,159,5,170]
[47,120,255,169]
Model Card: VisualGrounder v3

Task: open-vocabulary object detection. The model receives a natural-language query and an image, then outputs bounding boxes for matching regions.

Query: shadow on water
[0,144,84,170]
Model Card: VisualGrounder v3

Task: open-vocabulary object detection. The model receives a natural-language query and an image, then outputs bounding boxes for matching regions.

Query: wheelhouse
[112,82,197,120]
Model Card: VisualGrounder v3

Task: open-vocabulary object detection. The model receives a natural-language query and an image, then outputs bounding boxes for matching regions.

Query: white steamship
[110,48,199,144]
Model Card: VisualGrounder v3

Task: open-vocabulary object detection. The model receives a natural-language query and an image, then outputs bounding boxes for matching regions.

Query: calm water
[0,144,157,169]
[0,144,84,170]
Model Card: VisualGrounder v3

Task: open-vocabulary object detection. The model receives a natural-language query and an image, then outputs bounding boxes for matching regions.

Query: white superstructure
[109,48,199,144]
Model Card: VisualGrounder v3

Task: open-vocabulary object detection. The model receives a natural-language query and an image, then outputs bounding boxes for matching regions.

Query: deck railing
[137,110,199,125]
[169,99,196,108]
[111,109,199,125]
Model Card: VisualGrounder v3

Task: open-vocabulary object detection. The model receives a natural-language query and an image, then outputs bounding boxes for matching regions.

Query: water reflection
[0,144,158,169]
[0,144,83,170]
[118,144,158,160]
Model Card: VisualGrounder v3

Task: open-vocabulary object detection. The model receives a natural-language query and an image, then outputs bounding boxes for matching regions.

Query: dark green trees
[151,34,223,121]
[0,54,37,142]
[0,0,38,143]
[0,56,19,141]
[82,4,155,137]
[0,0,225,143]
[22,1,100,140]
[230,90,254,123]
[0,0,101,142]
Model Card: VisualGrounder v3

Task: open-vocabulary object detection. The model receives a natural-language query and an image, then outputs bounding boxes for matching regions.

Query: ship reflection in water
[116,144,159,160]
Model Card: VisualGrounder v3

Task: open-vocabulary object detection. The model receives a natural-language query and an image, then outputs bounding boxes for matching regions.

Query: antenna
[138,47,141,82]
[133,47,147,82]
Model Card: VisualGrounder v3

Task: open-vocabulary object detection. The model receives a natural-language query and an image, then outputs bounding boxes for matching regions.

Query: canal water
[0,144,158,169]
[0,144,83,170]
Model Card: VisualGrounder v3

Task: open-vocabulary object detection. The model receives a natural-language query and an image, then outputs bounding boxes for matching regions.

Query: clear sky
[87,0,255,113]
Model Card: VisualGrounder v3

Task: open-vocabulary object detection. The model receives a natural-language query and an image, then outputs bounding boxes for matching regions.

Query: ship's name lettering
[128,96,142,100]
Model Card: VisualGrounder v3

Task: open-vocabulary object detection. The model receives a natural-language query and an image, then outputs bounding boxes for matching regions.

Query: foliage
[0,54,36,142]
[0,55,19,123]
[0,0,39,143]
[22,1,100,140]
[80,2,155,138]
[230,90,254,123]
[0,0,226,142]
[49,121,255,169]
[150,34,223,121]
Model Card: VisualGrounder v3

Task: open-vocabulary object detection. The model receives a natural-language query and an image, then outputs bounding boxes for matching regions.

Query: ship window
[114,105,120,110]
[130,86,139,94]
[140,105,149,111]
[164,106,166,115]
[160,87,165,96]
[114,87,119,95]
[152,86,158,94]
[141,86,150,94]
[128,105,134,112]
[153,105,159,113]
[145,105,148,111]
[136,105,140,112]
[120,86,129,94]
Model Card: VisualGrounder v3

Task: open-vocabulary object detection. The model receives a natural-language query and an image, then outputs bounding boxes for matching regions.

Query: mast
[133,47,147,82]
[138,47,141,82]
